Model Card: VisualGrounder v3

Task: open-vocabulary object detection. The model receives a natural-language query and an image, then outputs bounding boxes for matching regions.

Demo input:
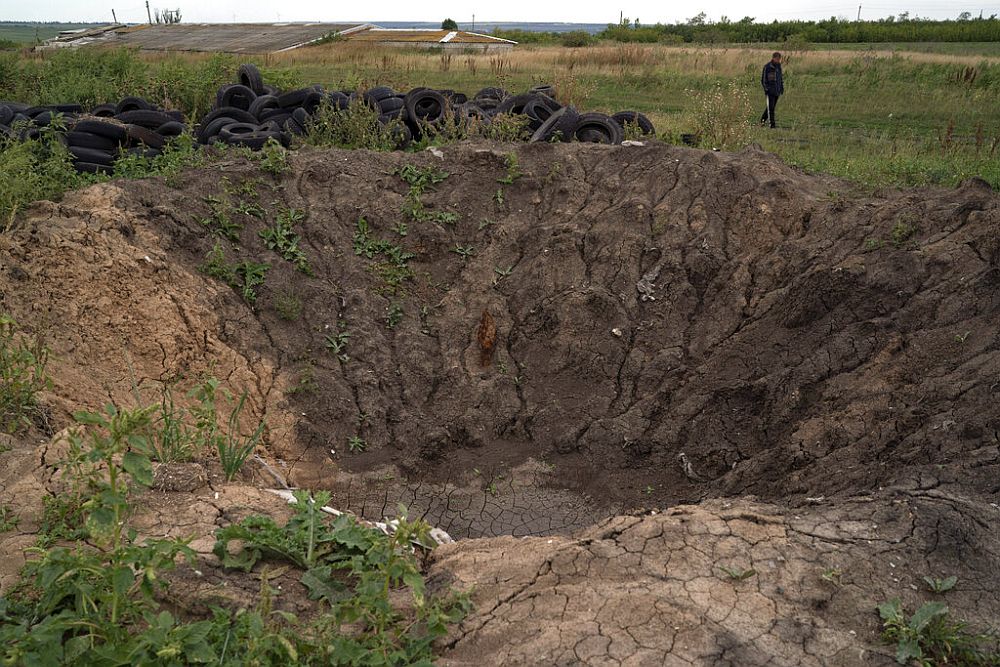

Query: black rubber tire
[125,124,166,149]
[0,100,29,113]
[364,86,396,104]
[156,121,186,137]
[326,91,350,111]
[496,93,539,116]
[65,131,120,151]
[284,117,306,136]
[53,104,84,114]
[30,111,56,126]
[384,121,411,150]
[404,89,448,124]
[291,107,311,128]
[0,105,11,126]
[611,111,655,136]
[198,117,238,144]
[197,107,256,142]
[451,92,468,105]
[115,109,174,129]
[378,96,405,114]
[530,107,568,143]
[530,84,557,98]
[259,110,292,125]
[90,103,117,118]
[74,161,114,174]
[238,63,265,95]
[225,132,283,150]
[573,112,623,145]
[249,94,279,118]
[262,84,280,96]
[379,108,406,122]
[218,84,257,111]
[73,120,129,142]
[219,122,260,141]
[523,98,557,124]
[68,146,116,166]
[116,96,151,114]
[474,87,507,101]
[554,106,580,142]
[277,88,316,109]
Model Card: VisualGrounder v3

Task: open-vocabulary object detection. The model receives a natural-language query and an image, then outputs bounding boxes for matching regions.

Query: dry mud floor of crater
[1,141,998,665]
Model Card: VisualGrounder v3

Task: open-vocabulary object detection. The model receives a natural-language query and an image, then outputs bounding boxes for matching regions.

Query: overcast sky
[6,1,997,25]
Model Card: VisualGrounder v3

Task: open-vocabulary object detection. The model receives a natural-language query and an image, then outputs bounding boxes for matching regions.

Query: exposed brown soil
[1,140,998,665]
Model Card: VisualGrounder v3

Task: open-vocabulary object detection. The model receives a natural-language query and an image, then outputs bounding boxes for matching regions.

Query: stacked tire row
[0,97,186,174]
[196,65,657,149]
[1,63,658,174]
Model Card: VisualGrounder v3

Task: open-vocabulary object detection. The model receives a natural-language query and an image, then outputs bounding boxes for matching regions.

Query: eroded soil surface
[1,141,998,665]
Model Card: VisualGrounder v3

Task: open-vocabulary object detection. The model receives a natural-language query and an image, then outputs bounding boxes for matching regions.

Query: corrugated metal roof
[112,23,368,53]
[345,28,516,44]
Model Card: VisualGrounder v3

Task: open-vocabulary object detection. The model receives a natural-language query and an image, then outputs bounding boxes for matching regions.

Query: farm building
[37,23,516,53]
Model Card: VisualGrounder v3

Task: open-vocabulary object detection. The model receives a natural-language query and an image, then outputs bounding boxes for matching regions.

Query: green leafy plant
[385,303,404,329]
[188,377,265,481]
[451,244,476,262]
[274,293,303,320]
[213,491,469,662]
[879,598,999,666]
[348,435,367,453]
[287,365,318,396]
[260,207,312,275]
[891,220,917,247]
[0,314,50,434]
[302,99,400,151]
[235,260,270,304]
[718,565,756,580]
[147,384,200,462]
[497,152,522,184]
[0,504,19,532]
[325,325,351,362]
[352,218,416,292]
[256,138,289,176]
[198,194,243,241]
[924,575,958,593]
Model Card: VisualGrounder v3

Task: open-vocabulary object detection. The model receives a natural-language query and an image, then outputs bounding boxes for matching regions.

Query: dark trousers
[760,93,779,128]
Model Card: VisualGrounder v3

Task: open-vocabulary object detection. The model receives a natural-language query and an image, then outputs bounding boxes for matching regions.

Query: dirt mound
[1,140,999,664]
[429,492,1000,666]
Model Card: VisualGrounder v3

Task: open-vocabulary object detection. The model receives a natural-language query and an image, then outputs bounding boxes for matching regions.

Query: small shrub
[260,207,312,275]
[689,80,753,150]
[0,314,50,434]
[274,293,303,320]
[879,598,1000,665]
[561,30,594,48]
[303,100,399,151]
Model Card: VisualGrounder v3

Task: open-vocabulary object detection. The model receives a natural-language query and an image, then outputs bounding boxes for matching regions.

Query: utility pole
[857,4,862,20]
[111,8,117,23]
[472,14,475,31]
[146,0,152,24]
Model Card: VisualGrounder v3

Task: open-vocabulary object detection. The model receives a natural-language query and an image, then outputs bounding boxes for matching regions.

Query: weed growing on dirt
[348,435,367,453]
[353,218,415,293]
[148,384,200,462]
[924,575,958,593]
[198,195,242,241]
[273,293,303,320]
[287,365,318,395]
[188,377,265,481]
[385,303,404,329]
[255,138,290,176]
[0,405,197,665]
[235,260,270,304]
[878,598,1000,665]
[0,123,86,231]
[324,325,351,362]
[821,568,843,584]
[718,565,756,581]
[451,245,476,262]
[113,133,204,182]
[689,80,753,150]
[213,490,469,662]
[891,220,917,247]
[0,504,18,532]
[303,99,400,151]
[260,207,312,275]
[497,152,523,185]
[0,314,50,434]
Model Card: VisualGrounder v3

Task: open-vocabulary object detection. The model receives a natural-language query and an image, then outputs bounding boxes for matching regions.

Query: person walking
[760,52,784,128]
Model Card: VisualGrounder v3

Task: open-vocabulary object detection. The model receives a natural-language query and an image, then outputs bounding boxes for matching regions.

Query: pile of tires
[0,97,187,174]
[196,64,656,150]
[1,62,659,175]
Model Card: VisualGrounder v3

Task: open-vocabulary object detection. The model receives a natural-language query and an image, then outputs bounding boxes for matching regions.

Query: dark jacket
[761,61,784,97]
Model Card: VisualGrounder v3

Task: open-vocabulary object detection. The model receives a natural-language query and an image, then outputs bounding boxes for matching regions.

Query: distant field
[0,23,99,45]
[775,41,1000,57]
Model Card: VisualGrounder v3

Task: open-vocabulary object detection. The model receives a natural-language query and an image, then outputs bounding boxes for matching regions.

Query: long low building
[38,22,517,53]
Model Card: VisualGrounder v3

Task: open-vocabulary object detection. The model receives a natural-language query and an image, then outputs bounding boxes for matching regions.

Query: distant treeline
[493,16,1000,45]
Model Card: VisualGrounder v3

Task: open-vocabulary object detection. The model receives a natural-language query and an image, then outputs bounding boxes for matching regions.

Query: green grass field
[1,42,999,194]
[0,23,99,45]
